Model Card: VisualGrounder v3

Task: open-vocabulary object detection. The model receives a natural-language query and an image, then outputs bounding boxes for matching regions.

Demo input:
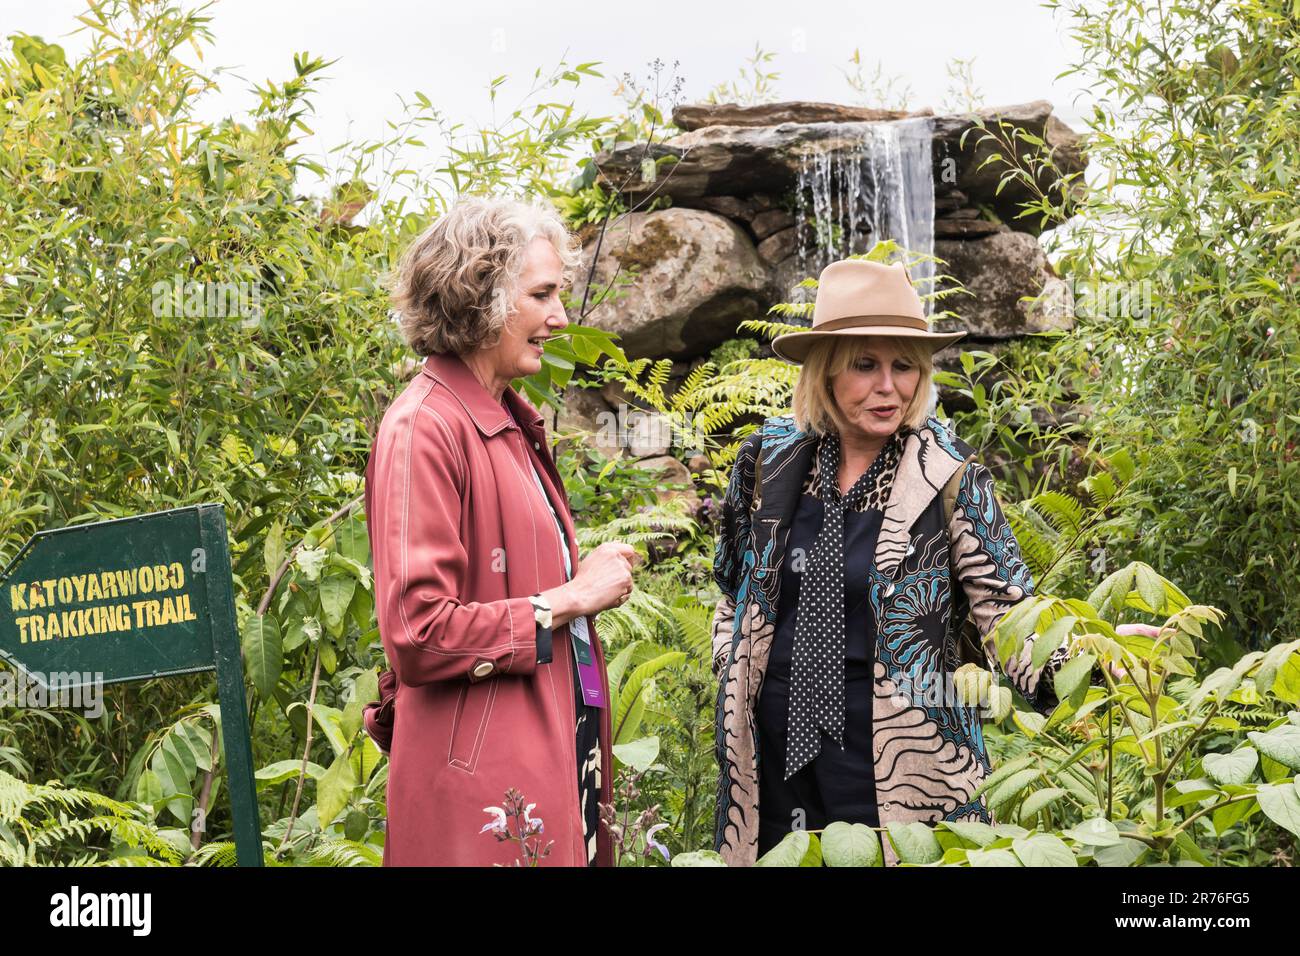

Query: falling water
[793,117,935,314]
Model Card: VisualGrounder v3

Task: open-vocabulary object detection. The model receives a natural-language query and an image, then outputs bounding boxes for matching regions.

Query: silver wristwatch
[528,594,553,630]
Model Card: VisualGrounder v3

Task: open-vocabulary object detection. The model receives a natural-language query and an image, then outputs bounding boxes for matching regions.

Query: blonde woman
[710,258,1079,865]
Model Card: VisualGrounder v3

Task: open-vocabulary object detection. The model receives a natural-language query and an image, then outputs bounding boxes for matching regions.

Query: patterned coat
[710,414,1074,866]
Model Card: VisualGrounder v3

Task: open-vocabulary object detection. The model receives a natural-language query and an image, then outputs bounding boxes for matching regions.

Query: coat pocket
[447,678,498,773]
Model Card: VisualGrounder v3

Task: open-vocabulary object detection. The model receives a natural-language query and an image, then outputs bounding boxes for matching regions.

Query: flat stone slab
[595,100,1084,235]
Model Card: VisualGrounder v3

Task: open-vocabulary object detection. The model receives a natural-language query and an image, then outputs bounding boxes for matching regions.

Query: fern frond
[1006,506,1059,582]
[739,317,806,340]
[189,840,239,867]
[300,837,383,867]
[594,590,677,647]
[1030,491,1087,537]
[671,601,714,662]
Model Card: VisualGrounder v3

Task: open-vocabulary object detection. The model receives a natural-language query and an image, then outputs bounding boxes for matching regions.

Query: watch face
[530,596,551,628]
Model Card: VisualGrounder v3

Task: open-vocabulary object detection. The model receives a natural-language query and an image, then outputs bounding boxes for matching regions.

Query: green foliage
[965,0,1300,650]
[6,0,1300,870]
[0,0,622,864]
[0,768,183,865]
[724,565,1300,867]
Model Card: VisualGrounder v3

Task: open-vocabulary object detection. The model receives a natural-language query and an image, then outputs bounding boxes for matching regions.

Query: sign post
[0,504,262,865]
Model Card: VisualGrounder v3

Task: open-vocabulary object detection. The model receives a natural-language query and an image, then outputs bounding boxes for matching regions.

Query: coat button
[472,661,494,679]
[533,442,540,450]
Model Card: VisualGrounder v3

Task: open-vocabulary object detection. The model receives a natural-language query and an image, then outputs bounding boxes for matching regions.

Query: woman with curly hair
[363,196,635,866]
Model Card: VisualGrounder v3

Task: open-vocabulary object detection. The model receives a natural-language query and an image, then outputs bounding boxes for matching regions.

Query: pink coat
[363,352,613,866]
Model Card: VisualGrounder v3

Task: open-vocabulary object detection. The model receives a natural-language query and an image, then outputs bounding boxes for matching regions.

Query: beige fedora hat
[771,259,966,363]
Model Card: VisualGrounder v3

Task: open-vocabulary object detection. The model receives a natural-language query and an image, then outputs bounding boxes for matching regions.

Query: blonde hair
[388,196,580,356]
[791,336,935,437]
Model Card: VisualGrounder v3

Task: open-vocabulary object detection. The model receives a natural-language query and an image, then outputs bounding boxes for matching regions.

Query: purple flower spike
[646,823,671,861]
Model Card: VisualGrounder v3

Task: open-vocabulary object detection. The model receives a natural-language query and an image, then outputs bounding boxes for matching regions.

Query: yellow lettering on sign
[8,559,199,648]
[59,609,80,638]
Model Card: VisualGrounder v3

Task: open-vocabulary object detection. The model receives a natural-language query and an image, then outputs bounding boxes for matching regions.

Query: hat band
[812,314,929,333]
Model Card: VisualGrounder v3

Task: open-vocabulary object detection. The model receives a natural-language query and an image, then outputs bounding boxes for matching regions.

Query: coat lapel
[874,417,971,579]
[753,418,817,568]
[750,415,973,582]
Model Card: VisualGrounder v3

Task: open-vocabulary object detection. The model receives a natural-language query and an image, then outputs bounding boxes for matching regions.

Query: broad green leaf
[264,520,285,579]
[821,821,882,867]
[1211,797,1258,836]
[988,768,1043,811]
[886,822,943,864]
[1019,787,1068,822]
[1012,833,1077,866]
[1255,783,1300,837]
[255,759,326,788]
[612,735,660,772]
[671,850,728,867]
[1053,652,1097,706]
[348,736,385,784]
[1202,747,1258,786]
[1247,724,1300,771]
[755,829,821,867]
[335,513,370,565]
[241,614,283,699]
[316,752,359,827]
[1064,817,1122,847]
[937,819,998,847]
[967,847,1021,866]
[319,572,357,639]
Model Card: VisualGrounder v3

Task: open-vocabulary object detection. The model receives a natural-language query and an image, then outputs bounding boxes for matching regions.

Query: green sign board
[0,504,262,866]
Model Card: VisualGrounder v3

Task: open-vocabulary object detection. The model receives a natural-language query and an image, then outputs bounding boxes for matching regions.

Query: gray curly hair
[389,196,581,356]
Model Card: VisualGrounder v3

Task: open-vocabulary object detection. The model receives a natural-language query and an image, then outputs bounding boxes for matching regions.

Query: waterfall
[793,116,935,314]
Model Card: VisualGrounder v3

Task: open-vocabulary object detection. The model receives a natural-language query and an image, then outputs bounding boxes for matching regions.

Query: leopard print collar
[803,428,904,512]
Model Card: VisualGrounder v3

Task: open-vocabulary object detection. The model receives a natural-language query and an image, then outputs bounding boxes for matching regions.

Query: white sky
[3,0,1092,181]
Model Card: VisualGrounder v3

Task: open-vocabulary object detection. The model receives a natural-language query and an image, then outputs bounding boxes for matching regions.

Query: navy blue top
[756,489,885,851]
[767,492,883,676]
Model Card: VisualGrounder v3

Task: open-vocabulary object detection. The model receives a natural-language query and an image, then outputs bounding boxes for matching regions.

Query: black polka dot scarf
[785,430,902,780]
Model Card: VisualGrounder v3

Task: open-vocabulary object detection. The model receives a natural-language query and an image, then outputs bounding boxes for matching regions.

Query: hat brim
[770,326,967,363]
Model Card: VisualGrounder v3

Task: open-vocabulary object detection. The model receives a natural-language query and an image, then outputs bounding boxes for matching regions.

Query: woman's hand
[1107,622,1161,680]
[543,542,637,626]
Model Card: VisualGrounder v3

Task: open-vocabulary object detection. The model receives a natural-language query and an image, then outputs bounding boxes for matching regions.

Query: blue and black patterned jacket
[710,414,1073,865]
